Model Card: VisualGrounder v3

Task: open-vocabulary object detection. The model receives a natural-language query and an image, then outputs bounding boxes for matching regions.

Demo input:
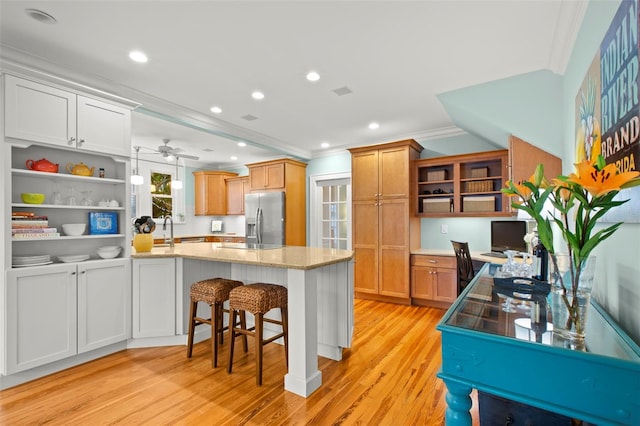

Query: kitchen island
[132,243,354,397]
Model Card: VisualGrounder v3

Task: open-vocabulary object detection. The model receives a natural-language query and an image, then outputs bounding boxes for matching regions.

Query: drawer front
[411,255,456,269]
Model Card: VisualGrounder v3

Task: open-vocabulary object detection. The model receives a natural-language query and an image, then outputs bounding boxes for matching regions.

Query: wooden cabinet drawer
[411,254,456,269]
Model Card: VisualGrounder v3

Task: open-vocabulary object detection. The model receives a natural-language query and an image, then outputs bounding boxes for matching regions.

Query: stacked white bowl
[62,223,87,236]
[96,245,122,259]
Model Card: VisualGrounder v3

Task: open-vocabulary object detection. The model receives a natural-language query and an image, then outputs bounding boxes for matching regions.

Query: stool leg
[219,304,225,345]
[240,311,248,352]
[255,313,264,386]
[281,306,289,368]
[212,302,221,368]
[227,309,237,374]
[187,299,198,358]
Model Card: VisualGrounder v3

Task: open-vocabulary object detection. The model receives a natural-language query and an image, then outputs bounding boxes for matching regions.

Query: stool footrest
[262,333,285,345]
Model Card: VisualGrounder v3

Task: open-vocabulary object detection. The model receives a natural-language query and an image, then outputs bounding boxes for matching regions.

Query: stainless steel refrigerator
[245,192,285,245]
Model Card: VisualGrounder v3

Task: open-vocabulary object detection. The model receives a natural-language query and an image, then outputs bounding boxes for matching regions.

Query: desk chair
[451,240,476,295]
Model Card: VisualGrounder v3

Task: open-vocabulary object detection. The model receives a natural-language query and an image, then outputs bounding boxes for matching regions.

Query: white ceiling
[0,1,585,168]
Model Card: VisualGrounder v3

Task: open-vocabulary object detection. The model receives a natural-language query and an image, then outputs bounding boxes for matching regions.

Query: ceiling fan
[156,138,200,161]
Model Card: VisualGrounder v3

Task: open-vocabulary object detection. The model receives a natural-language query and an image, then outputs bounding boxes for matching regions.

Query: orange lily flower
[552,178,572,201]
[509,175,537,201]
[567,159,640,197]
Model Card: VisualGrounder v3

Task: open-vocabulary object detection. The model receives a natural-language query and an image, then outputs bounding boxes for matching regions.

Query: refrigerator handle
[256,207,263,244]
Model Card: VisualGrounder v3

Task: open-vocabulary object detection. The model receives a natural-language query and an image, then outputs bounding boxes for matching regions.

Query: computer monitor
[490,220,527,253]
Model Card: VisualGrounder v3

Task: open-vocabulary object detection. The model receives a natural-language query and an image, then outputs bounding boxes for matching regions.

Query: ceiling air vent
[241,114,258,121]
[332,86,353,96]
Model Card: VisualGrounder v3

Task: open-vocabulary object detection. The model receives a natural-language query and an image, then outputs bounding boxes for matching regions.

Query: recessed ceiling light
[129,50,148,63]
[210,106,222,114]
[321,142,330,148]
[306,71,320,82]
[237,142,247,147]
[230,156,238,161]
[368,122,380,130]
[251,91,265,100]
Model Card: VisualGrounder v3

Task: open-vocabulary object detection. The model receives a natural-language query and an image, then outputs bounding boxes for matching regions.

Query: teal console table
[437,263,640,425]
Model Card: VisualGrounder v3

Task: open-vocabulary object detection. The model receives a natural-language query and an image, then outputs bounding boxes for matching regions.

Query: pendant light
[171,156,183,189]
[131,146,144,185]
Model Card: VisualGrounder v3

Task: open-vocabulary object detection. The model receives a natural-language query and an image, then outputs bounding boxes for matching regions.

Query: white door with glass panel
[310,174,351,250]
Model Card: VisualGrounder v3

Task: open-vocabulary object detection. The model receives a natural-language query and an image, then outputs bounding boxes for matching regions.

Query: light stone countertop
[132,242,354,270]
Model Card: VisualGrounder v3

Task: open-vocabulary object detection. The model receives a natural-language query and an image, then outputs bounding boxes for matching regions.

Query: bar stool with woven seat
[187,278,246,368]
[227,283,288,385]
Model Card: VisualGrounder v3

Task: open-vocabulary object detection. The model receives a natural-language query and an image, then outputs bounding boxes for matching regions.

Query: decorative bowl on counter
[96,246,122,259]
[62,223,87,236]
[21,193,45,204]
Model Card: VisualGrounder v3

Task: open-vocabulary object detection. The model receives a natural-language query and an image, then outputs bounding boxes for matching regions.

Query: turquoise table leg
[443,379,472,426]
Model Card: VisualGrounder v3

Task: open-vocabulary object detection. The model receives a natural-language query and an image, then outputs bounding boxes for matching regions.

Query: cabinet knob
[78,139,85,146]
[71,271,76,275]
[67,137,76,145]
[428,260,437,264]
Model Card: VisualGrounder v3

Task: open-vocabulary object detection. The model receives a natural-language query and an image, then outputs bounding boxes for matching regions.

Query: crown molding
[548,0,588,75]
[0,46,312,161]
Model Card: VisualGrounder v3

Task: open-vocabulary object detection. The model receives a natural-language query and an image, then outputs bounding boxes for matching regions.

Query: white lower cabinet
[5,259,131,375]
[132,258,176,338]
[78,260,131,353]
[6,264,77,374]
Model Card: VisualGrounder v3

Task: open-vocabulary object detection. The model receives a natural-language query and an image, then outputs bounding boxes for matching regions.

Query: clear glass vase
[549,254,596,345]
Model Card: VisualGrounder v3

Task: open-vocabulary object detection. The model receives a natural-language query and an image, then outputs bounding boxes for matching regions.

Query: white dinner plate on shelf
[12,261,53,267]
[57,254,90,263]
[12,256,52,265]
[12,255,51,262]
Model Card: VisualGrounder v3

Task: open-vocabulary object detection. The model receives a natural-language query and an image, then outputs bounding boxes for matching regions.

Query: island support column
[284,268,322,397]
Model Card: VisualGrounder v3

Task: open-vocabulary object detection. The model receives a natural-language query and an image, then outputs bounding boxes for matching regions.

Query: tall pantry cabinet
[348,140,422,303]
[2,72,137,383]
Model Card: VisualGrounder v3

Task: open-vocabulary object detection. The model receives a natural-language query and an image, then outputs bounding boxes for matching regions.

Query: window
[131,159,185,223]
[150,171,173,218]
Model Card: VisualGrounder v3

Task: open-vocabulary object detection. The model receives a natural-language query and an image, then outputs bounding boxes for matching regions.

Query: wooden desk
[437,263,640,425]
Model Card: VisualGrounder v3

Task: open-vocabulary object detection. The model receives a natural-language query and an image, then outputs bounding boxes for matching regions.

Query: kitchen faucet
[163,215,174,247]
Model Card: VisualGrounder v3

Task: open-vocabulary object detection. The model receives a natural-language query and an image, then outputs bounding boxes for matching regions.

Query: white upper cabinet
[77,96,131,157]
[4,74,131,157]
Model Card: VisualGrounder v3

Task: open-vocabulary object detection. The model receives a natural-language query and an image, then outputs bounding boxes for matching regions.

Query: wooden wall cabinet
[411,255,457,308]
[248,161,286,190]
[193,171,238,216]
[416,150,509,217]
[509,135,562,185]
[225,176,249,215]
[246,158,307,246]
[349,140,422,303]
[415,136,562,217]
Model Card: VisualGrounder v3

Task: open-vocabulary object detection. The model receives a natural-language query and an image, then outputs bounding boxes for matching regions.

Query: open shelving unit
[9,143,130,260]
[415,149,511,217]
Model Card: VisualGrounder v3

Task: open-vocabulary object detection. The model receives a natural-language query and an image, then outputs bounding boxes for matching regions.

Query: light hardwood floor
[0,299,479,425]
